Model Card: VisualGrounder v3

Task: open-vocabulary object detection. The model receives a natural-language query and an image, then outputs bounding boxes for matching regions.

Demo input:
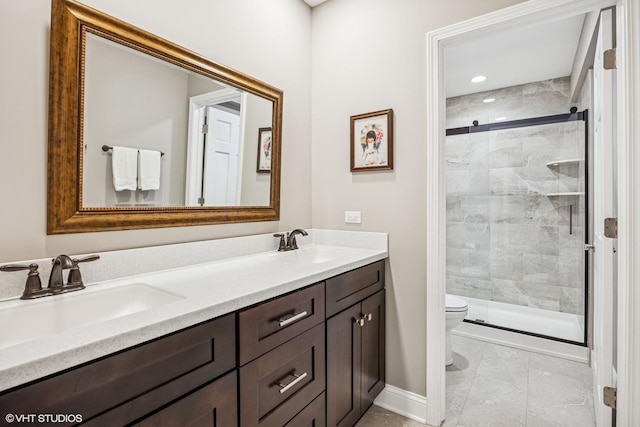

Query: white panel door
[592,8,616,427]
[202,106,240,206]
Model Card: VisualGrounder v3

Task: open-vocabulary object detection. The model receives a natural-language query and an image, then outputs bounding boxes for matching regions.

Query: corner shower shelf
[545,158,584,168]
[546,192,584,211]
[546,192,585,197]
[546,159,585,204]
[546,159,584,179]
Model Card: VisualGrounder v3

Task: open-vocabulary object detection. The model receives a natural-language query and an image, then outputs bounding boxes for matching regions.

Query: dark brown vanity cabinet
[238,283,326,427]
[0,313,237,426]
[326,261,386,427]
[0,260,386,427]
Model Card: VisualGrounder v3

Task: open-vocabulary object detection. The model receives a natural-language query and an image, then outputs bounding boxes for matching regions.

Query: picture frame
[350,108,393,172]
[256,127,272,173]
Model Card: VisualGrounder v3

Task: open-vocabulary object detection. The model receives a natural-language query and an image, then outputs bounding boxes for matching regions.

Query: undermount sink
[0,283,183,350]
[277,245,346,264]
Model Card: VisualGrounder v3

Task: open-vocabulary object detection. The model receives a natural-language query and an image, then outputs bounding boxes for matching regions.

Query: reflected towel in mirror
[111,146,138,191]
[138,149,161,191]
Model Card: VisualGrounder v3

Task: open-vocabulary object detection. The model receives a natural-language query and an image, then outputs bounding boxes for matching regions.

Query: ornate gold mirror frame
[47,0,282,234]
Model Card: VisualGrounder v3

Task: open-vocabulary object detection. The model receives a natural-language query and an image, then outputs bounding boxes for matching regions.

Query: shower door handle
[584,243,596,252]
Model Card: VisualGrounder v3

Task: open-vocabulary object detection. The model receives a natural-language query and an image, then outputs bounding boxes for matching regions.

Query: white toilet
[445,294,469,366]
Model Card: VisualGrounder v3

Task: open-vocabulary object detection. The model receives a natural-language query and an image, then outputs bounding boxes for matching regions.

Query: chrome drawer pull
[278,311,308,327]
[278,372,308,394]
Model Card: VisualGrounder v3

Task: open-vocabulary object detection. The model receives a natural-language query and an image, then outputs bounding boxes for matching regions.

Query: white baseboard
[374,384,429,425]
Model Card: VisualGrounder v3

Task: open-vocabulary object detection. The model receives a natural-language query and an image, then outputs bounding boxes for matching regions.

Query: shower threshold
[461,296,586,345]
[453,320,589,363]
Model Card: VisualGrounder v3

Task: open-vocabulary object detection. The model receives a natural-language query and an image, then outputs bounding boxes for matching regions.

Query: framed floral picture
[256,127,272,173]
[350,108,393,172]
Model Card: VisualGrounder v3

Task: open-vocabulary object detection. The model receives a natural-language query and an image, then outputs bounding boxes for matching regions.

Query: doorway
[185,88,247,206]
[425,0,637,426]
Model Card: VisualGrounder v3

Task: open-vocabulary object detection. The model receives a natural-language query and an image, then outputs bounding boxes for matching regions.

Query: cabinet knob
[366,313,373,321]
[354,317,365,327]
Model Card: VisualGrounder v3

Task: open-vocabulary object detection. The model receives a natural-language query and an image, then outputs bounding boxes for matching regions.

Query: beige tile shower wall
[310,0,526,398]
[445,78,587,316]
[0,0,312,261]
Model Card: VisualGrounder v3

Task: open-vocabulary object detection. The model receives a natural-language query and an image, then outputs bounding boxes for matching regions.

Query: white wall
[241,95,274,206]
[0,0,312,260]
[83,35,189,207]
[310,0,525,396]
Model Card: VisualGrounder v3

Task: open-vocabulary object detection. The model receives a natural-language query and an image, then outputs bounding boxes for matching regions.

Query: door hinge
[603,386,617,409]
[604,48,617,70]
[604,218,618,238]
[201,123,209,134]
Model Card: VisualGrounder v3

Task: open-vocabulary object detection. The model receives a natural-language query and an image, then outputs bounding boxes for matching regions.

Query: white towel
[111,146,138,191]
[137,149,162,191]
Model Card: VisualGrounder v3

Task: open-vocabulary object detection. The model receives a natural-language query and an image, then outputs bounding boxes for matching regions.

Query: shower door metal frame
[446,109,590,347]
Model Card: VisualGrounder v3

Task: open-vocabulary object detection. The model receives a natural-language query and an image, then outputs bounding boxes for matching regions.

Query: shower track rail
[446,109,586,136]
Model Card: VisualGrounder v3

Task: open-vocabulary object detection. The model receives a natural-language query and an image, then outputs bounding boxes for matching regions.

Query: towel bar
[102,145,165,156]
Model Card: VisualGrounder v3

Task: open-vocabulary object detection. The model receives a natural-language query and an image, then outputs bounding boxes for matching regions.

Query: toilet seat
[446,294,468,312]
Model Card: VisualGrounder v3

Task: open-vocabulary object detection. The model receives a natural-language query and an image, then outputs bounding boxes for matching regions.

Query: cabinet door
[1,313,236,426]
[133,370,237,427]
[361,290,385,411]
[326,303,362,427]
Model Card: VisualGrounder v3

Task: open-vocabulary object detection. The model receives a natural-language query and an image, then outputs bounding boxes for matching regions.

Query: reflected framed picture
[256,127,272,173]
[350,108,393,172]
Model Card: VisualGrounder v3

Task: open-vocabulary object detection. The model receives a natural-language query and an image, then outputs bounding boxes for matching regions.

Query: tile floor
[356,405,425,426]
[356,335,595,427]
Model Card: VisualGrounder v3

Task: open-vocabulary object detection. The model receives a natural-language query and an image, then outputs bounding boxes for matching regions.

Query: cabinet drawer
[0,313,236,425]
[326,261,385,317]
[133,371,237,427]
[284,392,326,427]
[239,282,325,365]
[240,323,325,427]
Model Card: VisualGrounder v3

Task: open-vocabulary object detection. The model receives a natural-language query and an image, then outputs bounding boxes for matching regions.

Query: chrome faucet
[273,229,308,251]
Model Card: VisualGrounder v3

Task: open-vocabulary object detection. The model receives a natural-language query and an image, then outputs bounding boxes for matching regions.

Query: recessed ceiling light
[495,117,507,121]
[471,75,487,83]
[483,98,496,103]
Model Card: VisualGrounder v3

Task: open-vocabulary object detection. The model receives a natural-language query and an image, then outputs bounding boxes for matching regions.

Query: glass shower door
[445,110,587,344]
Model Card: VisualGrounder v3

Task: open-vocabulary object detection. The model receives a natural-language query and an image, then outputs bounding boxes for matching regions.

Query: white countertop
[0,231,387,392]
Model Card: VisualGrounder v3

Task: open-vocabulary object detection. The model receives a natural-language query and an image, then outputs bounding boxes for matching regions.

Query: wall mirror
[47,0,282,234]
